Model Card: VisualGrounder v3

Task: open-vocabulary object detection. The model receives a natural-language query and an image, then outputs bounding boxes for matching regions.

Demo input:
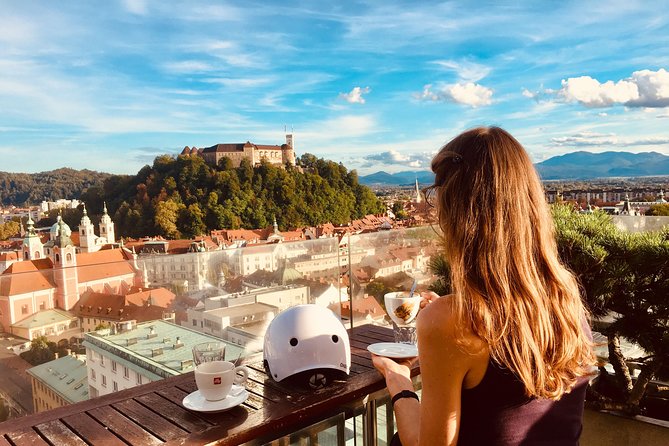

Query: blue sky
[1,0,668,175]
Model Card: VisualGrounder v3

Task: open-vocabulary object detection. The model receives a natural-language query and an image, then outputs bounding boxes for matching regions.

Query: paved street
[0,336,34,418]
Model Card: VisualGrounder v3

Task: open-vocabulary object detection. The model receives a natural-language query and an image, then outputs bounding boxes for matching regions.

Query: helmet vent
[290,337,299,347]
[332,335,339,343]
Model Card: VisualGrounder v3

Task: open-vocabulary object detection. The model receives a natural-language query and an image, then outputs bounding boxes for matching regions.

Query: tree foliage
[553,204,669,417]
[0,220,20,240]
[645,203,669,216]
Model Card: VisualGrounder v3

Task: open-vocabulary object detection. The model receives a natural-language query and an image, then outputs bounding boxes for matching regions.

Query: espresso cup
[384,291,420,327]
[194,360,249,401]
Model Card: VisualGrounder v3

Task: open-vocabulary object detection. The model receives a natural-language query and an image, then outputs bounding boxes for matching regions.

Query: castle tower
[52,219,79,310]
[78,204,96,252]
[22,216,44,260]
[98,202,115,244]
[282,133,296,166]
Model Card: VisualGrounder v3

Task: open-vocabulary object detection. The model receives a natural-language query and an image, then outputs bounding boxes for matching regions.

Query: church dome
[50,216,72,239]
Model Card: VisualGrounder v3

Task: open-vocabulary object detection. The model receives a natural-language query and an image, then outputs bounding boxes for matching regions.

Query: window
[136,373,142,385]
[100,356,105,367]
[22,305,28,315]
[111,361,117,373]
[123,366,129,379]
[39,302,46,310]
[102,375,107,387]
[91,369,96,380]
[113,381,118,392]
[66,253,72,262]
[192,319,197,326]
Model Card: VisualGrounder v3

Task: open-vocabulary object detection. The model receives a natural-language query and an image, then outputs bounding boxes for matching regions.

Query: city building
[72,287,176,333]
[83,320,243,398]
[40,199,81,213]
[10,308,80,342]
[181,134,296,168]
[127,237,220,293]
[27,353,88,413]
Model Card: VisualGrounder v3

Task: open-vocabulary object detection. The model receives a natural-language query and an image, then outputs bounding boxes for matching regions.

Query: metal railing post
[363,398,378,446]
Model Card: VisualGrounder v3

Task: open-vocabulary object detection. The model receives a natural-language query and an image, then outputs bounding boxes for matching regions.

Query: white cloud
[339,86,371,104]
[122,0,148,15]
[522,88,535,98]
[163,61,214,73]
[556,69,669,108]
[431,60,490,82]
[417,82,493,107]
[205,77,275,88]
[551,132,669,147]
[362,149,432,168]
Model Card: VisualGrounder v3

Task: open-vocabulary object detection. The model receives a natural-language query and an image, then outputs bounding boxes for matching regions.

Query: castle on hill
[180,134,296,168]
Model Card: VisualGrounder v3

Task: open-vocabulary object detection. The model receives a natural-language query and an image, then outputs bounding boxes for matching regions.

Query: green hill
[98,153,384,239]
[0,168,112,206]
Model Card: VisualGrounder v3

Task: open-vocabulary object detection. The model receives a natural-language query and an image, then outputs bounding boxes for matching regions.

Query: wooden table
[0,325,420,445]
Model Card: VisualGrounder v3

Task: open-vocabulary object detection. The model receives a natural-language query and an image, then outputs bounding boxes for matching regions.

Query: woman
[373,127,595,445]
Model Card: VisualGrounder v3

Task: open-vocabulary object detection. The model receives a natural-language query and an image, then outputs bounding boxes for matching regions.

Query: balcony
[1,222,669,444]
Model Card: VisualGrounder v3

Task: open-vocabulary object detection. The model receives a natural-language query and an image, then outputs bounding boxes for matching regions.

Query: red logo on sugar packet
[213,377,222,385]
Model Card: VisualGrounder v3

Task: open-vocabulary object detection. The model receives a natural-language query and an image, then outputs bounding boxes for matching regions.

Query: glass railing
[2,215,667,433]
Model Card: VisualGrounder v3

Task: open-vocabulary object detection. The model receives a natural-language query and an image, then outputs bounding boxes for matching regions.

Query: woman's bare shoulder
[417,294,486,355]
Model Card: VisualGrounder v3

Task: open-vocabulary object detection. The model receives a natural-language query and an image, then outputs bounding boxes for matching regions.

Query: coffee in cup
[194,360,249,401]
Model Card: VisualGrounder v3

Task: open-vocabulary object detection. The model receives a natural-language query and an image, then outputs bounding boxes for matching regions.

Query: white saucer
[367,342,418,359]
[182,385,249,413]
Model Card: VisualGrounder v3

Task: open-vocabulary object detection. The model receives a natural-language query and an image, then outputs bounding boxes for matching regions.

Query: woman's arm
[373,297,479,446]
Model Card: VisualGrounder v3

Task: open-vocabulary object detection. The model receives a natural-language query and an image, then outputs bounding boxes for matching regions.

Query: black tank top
[458,360,589,446]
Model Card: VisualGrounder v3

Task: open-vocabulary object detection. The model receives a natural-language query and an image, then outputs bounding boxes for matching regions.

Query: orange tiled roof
[76,249,136,283]
[125,287,175,307]
[0,260,56,296]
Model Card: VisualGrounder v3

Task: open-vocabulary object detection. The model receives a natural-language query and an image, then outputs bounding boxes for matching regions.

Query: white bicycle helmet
[263,304,351,388]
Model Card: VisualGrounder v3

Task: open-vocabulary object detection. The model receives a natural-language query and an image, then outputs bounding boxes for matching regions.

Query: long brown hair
[431,126,594,399]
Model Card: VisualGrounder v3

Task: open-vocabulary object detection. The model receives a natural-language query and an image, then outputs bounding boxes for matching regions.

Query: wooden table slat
[61,413,127,446]
[88,406,163,446]
[113,398,189,441]
[136,393,211,433]
[243,365,294,403]
[34,420,87,446]
[4,429,49,446]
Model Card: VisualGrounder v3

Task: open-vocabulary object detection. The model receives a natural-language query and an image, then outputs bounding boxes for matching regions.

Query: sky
[1,0,668,176]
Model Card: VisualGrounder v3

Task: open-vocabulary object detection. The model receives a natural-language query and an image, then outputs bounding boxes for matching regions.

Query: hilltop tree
[0,220,20,240]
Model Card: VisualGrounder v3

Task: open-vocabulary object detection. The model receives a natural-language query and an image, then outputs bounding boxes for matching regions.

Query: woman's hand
[419,291,440,309]
[372,354,418,396]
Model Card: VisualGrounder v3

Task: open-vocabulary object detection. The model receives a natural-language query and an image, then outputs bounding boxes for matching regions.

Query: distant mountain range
[359,151,669,185]
[535,151,669,180]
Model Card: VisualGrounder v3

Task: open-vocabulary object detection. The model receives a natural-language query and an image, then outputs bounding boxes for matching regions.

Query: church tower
[22,216,44,260]
[414,178,422,204]
[53,219,79,310]
[78,204,96,252]
[98,202,115,244]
